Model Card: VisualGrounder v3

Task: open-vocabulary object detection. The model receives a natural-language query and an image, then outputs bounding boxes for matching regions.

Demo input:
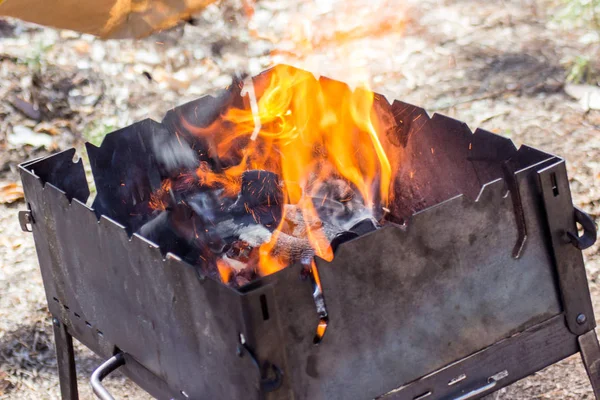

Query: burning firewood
[130,65,399,287]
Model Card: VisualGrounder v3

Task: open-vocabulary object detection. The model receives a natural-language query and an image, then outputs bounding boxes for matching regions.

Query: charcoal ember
[277,196,380,262]
[310,178,376,225]
[215,221,272,247]
[128,199,158,233]
[218,211,320,267]
[229,170,283,228]
[310,197,350,224]
[226,241,254,263]
[218,252,259,288]
[230,170,282,209]
[312,178,356,205]
[330,231,359,252]
[156,180,235,227]
[349,218,378,236]
[170,203,226,253]
[232,266,258,288]
[234,275,251,287]
[329,218,379,252]
[186,190,231,225]
[237,224,272,246]
[220,254,249,272]
[137,200,226,262]
[224,239,260,269]
[137,210,203,265]
[151,127,198,176]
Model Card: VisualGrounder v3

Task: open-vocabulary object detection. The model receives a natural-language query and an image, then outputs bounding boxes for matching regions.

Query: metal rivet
[577,313,587,325]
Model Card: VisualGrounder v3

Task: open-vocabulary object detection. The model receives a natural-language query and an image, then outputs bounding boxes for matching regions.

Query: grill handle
[451,380,496,400]
[90,352,126,400]
[451,370,508,400]
[568,206,597,250]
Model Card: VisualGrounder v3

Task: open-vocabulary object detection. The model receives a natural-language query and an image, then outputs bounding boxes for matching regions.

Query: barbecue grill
[18,65,600,400]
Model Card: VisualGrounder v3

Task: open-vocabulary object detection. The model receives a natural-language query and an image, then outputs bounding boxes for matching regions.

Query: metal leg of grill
[53,317,79,400]
[579,329,600,399]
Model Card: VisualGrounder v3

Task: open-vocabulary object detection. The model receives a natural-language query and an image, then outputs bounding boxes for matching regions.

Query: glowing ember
[217,259,232,283]
[315,319,328,342]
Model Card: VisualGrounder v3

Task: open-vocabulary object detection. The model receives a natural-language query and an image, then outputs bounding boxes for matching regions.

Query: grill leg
[579,329,600,399]
[52,317,79,400]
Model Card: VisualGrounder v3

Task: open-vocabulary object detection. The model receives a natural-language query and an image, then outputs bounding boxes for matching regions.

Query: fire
[258,223,288,276]
[181,64,398,277]
[149,180,172,211]
[301,198,334,262]
[216,259,232,283]
[147,0,407,284]
[195,161,241,197]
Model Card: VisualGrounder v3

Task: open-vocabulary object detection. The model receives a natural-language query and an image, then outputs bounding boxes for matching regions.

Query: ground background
[1,0,599,398]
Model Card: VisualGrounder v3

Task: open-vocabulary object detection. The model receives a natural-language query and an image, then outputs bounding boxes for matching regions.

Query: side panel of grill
[256,159,564,400]
[20,153,261,400]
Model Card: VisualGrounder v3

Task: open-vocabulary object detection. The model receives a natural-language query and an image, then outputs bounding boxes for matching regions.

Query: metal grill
[18,65,600,400]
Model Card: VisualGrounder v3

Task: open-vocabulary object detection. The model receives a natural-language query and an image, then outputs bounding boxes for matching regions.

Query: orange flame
[184,64,398,277]
[301,198,334,262]
[195,161,241,197]
[149,179,172,211]
[216,259,232,283]
[315,319,328,341]
[151,0,408,283]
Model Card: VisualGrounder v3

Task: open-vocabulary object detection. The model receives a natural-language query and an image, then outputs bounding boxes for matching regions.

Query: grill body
[19,65,600,400]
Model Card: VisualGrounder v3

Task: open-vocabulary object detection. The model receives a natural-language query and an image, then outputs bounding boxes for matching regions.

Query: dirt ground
[0,0,599,398]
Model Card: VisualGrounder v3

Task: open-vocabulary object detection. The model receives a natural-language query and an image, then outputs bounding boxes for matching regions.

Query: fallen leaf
[0,374,11,396]
[34,122,60,136]
[73,40,90,55]
[10,97,42,121]
[0,182,23,204]
[7,125,53,148]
